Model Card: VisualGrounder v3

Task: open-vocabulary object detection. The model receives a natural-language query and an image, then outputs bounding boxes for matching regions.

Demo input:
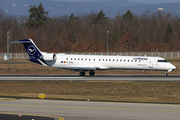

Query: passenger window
[89,59,91,61]
[74,58,76,60]
[124,60,126,62]
[128,60,129,62]
[109,59,111,61]
[99,59,101,61]
[113,59,115,61]
[120,59,122,62]
[117,59,118,62]
[158,60,168,62]
[139,60,140,62]
[85,58,87,61]
[78,58,80,60]
[82,58,83,61]
[106,59,108,61]
[71,58,72,60]
[66,58,68,60]
[94,59,95,61]
[102,59,104,61]
[131,60,133,62]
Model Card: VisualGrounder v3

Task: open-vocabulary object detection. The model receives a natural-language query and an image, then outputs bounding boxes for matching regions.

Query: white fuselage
[9,39,176,76]
[45,53,176,72]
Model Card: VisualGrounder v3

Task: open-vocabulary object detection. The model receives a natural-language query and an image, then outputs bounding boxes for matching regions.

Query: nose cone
[172,65,176,69]
[171,64,176,70]
[168,64,176,72]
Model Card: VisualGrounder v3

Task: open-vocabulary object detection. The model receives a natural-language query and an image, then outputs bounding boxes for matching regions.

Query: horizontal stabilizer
[7,40,31,43]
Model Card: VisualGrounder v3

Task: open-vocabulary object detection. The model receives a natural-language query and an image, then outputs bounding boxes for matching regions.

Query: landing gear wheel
[80,71,85,76]
[89,71,95,76]
[164,71,168,76]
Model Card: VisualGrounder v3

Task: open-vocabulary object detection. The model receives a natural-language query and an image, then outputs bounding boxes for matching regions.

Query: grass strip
[0,81,180,103]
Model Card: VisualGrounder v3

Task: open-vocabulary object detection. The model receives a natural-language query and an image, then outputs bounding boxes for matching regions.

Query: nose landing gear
[164,71,168,76]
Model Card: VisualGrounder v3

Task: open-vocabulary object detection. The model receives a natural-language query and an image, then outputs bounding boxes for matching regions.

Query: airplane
[8,39,176,76]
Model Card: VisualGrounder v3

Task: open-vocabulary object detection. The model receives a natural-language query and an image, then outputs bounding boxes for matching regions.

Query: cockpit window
[158,60,168,62]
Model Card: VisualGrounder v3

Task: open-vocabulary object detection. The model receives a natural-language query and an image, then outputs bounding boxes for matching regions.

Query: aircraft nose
[168,64,176,72]
[171,64,176,70]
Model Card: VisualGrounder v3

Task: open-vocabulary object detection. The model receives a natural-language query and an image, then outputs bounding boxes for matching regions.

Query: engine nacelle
[40,53,56,61]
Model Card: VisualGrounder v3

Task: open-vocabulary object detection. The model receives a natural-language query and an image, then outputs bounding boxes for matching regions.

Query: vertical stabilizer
[8,39,47,66]
[8,39,42,58]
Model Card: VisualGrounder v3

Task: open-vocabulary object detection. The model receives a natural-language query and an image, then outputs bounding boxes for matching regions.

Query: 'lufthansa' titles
[133,57,148,60]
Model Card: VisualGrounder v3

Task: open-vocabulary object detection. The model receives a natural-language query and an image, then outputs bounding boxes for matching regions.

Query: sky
[51,0,180,3]
[127,0,180,3]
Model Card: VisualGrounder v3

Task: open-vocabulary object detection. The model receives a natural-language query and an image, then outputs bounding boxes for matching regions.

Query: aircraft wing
[59,66,96,71]
[58,65,110,71]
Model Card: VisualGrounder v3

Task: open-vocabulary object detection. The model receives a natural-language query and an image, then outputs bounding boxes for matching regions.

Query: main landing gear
[89,71,95,76]
[164,71,168,76]
[79,71,85,76]
[79,71,95,76]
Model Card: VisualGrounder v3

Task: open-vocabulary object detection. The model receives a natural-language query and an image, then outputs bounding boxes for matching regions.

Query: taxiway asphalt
[0,75,180,81]
[0,98,180,120]
[0,113,55,120]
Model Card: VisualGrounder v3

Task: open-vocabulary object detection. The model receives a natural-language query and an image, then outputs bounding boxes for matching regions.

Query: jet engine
[40,53,56,61]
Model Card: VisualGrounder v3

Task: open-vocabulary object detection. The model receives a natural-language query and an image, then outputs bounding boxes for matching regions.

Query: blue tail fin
[9,39,42,58]
[8,39,48,66]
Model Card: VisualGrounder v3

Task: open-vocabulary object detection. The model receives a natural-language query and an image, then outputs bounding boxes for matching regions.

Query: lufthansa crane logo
[28,45,36,55]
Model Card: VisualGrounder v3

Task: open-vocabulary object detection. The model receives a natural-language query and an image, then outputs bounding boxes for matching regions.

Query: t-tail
[8,39,50,66]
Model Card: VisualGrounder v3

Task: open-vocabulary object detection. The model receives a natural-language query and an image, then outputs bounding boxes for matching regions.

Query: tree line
[0,3,180,53]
